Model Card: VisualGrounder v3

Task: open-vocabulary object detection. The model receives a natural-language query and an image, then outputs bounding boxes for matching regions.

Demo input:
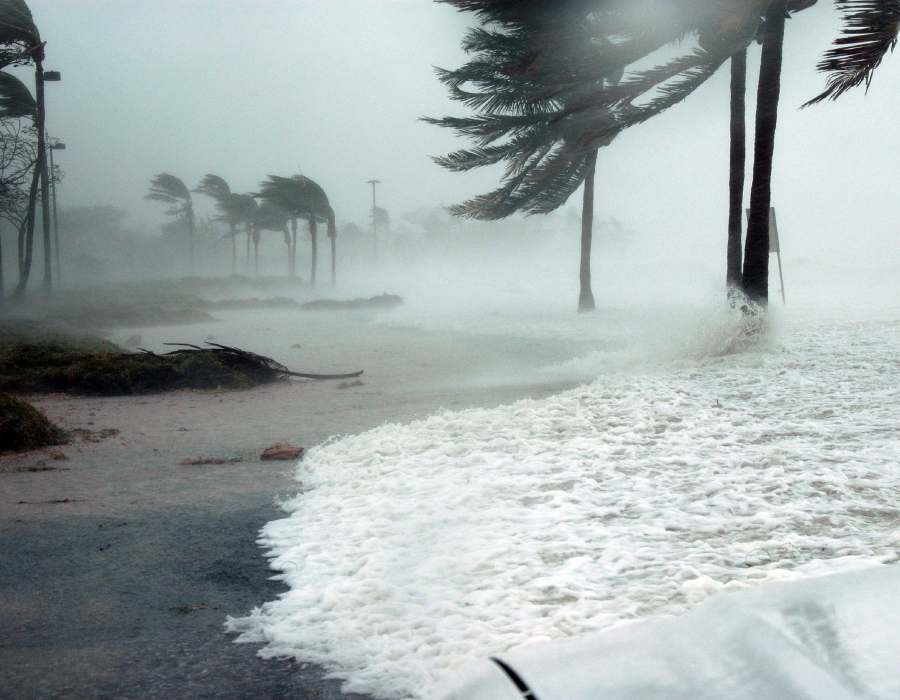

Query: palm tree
[146,173,195,269]
[194,174,238,273]
[257,174,337,286]
[727,49,747,297]
[231,193,258,273]
[254,200,292,276]
[0,117,36,302]
[429,1,748,312]
[806,0,900,106]
[742,0,818,305]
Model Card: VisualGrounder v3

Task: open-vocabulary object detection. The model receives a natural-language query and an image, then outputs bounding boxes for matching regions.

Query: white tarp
[438,565,900,700]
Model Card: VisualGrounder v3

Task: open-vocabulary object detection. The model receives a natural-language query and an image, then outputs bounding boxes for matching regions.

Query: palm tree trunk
[328,212,337,285]
[253,230,259,275]
[727,49,747,297]
[13,158,42,298]
[185,205,195,272]
[0,228,4,304]
[578,150,598,312]
[229,222,237,274]
[742,1,787,306]
[290,218,297,277]
[35,61,52,295]
[309,216,318,287]
[330,236,336,286]
[245,227,251,269]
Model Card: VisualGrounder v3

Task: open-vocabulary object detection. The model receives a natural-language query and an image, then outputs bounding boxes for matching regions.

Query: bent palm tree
[257,174,337,286]
[194,174,238,273]
[146,173,195,269]
[254,200,292,275]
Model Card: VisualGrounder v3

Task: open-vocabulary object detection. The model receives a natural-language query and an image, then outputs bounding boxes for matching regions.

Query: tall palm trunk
[742,1,787,306]
[252,228,259,275]
[245,226,251,269]
[727,49,747,297]
[283,224,291,276]
[186,205,195,271]
[35,61,51,294]
[327,212,337,285]
[229,222,237,273]
[578,149,598,312]
[289,218,297,277]
[309,216,318,287]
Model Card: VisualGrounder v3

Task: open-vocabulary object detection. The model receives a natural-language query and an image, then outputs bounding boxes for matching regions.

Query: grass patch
[0,393,68,453]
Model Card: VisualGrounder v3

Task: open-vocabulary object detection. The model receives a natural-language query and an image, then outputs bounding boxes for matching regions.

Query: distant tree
[194,174,239,273]
[257,174,337,285]
[146,173,195,269]
[253,200,292,275]
[0,71,38,298]
[0,116,35,302]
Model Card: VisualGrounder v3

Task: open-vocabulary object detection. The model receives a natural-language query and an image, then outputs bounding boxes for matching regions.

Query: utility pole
[366,179,381,259]
[48,138,65,286]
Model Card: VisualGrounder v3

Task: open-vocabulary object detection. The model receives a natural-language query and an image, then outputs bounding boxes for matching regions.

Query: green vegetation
[0,324,289,395]
[0,392,66,452]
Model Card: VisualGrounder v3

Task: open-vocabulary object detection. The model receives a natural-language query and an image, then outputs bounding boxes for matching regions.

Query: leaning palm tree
[231,193,259,273]
[194,174,238,273]
[146,173,195,269]
[257,174,337,286]
[429,0,751,312]
[254,200,292,276]
[741,0,817,306]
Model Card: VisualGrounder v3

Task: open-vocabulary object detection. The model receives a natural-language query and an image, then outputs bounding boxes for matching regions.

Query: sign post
[746,207,786,304]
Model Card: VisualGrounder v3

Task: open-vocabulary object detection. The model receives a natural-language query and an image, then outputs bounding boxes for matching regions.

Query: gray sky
[18,0,900,269]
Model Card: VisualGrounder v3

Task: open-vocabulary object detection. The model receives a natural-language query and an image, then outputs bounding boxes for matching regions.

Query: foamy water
[227,296,900,699]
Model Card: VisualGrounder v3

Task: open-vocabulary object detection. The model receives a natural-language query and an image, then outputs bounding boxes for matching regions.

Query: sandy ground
[0,307,590,699]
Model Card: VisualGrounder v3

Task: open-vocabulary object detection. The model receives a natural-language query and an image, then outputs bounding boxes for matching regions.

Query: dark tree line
[147,171,338,286]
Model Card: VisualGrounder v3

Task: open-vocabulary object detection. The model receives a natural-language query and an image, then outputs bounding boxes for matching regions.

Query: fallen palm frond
[155,342,364,380]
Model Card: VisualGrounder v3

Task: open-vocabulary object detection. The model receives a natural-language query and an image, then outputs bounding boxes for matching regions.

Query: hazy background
[6,0,900,297]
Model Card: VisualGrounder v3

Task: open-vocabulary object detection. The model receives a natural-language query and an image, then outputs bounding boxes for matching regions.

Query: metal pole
[48,143,61,286]
[771,207,786,304]
[366,179,380,259]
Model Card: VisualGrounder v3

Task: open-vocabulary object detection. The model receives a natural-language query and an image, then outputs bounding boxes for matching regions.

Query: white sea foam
[227,308,900,699]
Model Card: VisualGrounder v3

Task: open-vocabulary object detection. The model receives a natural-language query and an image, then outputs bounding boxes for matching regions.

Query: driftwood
[137,342,363,381]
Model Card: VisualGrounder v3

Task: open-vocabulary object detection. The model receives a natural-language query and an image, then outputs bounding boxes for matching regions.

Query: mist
[3,3,900,699]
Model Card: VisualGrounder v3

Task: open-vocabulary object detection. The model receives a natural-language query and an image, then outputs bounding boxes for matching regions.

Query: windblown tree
[0,115,35,302]
[253,200,292,276]
[737,0,818,306]
[0,70,38,298]
[146,173,196,269]
[231,193,259,273]
[0,0,51,297]
[194,174,239,273]
[429,0,760,312]
[257,174,337,286]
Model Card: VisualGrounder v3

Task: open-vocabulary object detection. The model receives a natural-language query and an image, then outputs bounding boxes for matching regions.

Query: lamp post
[36,67,60,292]
[48,138,65,285]
[366,179,381,259]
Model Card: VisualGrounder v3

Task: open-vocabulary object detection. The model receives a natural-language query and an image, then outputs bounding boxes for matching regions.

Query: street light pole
[48,139,65,286]
[366,179,381,259]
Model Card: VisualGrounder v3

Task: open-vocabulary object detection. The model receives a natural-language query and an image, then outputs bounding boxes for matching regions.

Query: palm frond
[0,69,34,118]
[805,0,900,106]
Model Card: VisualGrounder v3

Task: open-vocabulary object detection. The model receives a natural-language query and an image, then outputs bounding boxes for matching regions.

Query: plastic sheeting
[437,565,900,700]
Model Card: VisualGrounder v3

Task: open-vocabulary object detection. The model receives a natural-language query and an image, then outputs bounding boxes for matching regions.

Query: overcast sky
[17,0,900,269]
